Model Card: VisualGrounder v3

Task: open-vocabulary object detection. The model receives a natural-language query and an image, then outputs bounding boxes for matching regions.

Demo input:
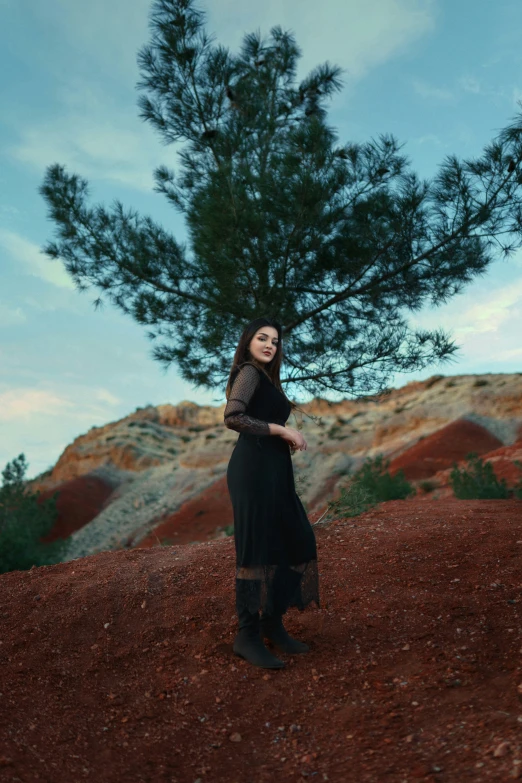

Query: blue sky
[1,0,522,478]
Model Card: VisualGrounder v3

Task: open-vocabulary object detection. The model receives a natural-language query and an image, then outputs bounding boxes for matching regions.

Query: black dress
[224,361,320,617]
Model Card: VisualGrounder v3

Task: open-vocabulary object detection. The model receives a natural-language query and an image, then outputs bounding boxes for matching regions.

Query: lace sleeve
[224,364,271,436]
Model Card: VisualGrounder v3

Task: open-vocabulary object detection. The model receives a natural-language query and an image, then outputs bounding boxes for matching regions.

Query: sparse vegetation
[326,455,414,520]
[425,375,445,389]
[0,454,68,574]
[473,379,489,387]
[419,480,437,494]
[449,453,509,499]
[513,461,522,500]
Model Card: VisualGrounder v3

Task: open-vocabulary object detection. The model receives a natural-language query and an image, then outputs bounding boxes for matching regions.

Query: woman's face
[248,326,279,365]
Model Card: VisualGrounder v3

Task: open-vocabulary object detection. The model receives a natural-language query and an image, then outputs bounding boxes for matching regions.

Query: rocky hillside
[28,373,522,560]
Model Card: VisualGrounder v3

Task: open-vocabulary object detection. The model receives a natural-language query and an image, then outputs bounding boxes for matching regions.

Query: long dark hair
[225,317,297,411]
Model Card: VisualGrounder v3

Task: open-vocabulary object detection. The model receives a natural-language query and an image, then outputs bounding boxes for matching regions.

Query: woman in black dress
[224,317,320,669]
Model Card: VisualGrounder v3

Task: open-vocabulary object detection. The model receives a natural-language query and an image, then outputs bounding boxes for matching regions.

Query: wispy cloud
[0,383,126,477]
[0,305,27,326]
[0,228,75,289]
[413,79,455,101]
[413,133,445,147]
[453,278,522,336]
[211,0,436,81]
[0,389,74,422]
[458,76,482,94]
[11,82,159,191]
[409,258,522,367]
[95,389,121,406]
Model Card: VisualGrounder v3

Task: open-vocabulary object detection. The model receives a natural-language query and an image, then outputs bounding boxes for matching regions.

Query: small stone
[104,623,110,629]
[229,732,242,742]
[215,697,222,704]
[493,741,510,758]
[141,601,147,609]
[402,644,410,651]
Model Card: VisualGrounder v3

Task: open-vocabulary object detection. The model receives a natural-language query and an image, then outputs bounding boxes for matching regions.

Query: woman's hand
[280,426,307,451]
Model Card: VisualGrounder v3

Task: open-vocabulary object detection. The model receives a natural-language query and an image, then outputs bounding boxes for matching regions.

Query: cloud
[10,0,436,192]
[413,79,455,101]
[0,389,74,422]
[95,389,121,406]
[458,76,482,94]
[452,279,522,336]
[209,0,436,81]
[0,228,75,289]
[40,0,436,86]
[0,305,26,326]
[408,260,522,368]
[413,133,445,147]
[20,0,151,83]
[0,384,126,478]
[11,88,158,191]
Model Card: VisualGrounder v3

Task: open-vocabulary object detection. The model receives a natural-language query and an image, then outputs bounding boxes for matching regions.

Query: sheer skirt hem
[235,559,320,616]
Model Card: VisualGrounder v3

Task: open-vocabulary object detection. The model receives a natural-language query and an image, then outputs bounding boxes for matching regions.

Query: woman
[224,317,320,669]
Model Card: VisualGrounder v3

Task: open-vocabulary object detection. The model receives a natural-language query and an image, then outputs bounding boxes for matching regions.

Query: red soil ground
[388,419,503,481]
[38,475,116,542]
[2,497,522,782]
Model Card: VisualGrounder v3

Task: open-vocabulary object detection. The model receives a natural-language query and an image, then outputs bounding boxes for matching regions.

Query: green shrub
[0,454,68,574]
[473,379,489,387]
[223,524,234,537]
[419,480,437,494]
[326,455,414,519]
[449,453,509,499]
[513,461,522,500]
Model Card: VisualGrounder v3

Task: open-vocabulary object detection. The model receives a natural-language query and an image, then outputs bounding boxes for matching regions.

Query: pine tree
[40,0,522,397]
[0,454,66,574]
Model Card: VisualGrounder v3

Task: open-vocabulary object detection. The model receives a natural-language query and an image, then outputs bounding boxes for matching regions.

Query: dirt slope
[388,419,503,480]
[2,497,522,783]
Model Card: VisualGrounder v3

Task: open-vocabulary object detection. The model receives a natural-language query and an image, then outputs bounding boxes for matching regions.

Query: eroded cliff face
[27,373,522,558]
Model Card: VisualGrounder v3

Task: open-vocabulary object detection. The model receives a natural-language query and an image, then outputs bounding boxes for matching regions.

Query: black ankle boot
[260,613,309,654]
[233,609,285,669]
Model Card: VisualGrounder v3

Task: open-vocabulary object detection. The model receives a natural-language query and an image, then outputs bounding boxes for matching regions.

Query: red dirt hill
[2,497,522,782]
[388,418,503,480]
[138,476,233,547]
[38,474,116,542]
